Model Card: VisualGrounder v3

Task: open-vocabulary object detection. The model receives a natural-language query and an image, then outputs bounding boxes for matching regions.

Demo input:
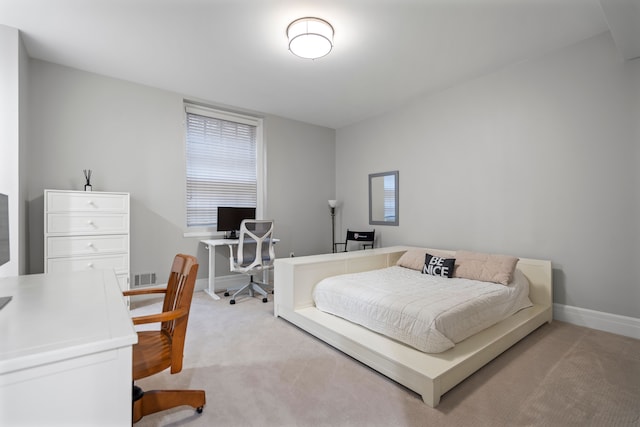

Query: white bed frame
[274,246,552,407]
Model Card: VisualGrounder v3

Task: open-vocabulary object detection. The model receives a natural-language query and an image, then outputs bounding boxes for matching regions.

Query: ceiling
[0,0,628,129]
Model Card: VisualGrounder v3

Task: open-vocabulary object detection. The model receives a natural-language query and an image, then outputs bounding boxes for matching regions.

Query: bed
[273,246,552,407]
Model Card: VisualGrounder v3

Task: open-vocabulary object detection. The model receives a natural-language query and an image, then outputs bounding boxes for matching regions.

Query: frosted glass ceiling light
[287,17,334,59]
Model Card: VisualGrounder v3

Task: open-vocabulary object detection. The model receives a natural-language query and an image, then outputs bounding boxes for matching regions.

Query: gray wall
[264,115,336,257]
[0,25,21,277]
[25,60,335,281]
[11,30,639,319]
[18,27,29,276]
[336,32,640,318]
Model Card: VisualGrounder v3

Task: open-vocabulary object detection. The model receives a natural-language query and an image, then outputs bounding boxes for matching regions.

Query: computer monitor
[217,206,256,239]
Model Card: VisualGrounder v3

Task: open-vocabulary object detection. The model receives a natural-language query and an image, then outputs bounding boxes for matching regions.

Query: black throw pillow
[422,253,455,278]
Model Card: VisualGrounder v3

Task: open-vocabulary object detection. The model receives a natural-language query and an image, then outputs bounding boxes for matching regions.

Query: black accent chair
[334,229,375,252]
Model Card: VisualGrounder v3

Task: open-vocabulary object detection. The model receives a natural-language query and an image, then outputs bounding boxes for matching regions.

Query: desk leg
[203,244,220,300]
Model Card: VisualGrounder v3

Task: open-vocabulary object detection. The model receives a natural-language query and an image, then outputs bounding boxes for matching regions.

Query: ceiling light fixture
[287,17,334,60]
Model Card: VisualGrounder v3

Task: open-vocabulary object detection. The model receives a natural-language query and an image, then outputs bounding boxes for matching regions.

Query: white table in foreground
[200,238,280,300]
[0,269,137,426]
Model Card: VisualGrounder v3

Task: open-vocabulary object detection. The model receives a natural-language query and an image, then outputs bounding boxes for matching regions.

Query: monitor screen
[0,193,9,266]
[217,206,256,238]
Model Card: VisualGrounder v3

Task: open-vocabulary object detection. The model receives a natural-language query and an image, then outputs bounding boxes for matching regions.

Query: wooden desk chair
[123,253,206,423]
[334,229,375,252]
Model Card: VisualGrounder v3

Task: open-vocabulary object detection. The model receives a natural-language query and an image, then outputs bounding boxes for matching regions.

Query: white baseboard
[203,274,248,293]
[197,273,273,294]
[553,303,640,340]
[194,277,209,292]
[137,280,639,339]
[130,277,229,305]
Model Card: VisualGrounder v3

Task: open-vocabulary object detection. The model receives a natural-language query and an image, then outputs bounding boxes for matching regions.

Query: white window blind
[384,174,396,222]
[185,104,258,228]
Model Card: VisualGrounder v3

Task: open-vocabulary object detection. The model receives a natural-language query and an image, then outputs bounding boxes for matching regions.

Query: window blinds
[185,105,257,228]
[384,175,396,221]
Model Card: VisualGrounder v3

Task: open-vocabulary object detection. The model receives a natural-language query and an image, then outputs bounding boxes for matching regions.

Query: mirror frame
[369,170,399,226]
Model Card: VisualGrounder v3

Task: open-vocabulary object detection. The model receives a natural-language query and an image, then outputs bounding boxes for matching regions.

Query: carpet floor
[131,291,640,427]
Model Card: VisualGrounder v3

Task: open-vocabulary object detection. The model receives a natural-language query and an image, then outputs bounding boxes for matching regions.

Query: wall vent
[133,272,157,287]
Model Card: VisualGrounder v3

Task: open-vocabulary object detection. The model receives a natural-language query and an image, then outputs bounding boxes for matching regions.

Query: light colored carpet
[132,291,640,427]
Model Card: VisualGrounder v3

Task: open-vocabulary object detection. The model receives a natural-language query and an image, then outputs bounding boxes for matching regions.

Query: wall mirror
[369,170,399,226]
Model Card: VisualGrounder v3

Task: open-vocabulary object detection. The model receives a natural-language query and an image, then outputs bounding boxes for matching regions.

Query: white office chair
[224,219,275,304]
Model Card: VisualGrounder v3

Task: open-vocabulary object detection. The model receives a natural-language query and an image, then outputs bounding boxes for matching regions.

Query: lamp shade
[328,200,337,208]
[287,17,334,59]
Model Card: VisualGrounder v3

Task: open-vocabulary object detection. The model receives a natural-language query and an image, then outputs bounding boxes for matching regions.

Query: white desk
[0,270,137,426]
[200,238,279,300]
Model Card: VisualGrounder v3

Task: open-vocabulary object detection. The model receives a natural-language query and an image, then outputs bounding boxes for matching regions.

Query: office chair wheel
[224,292,230,297]
[230,299,236,305]
[262,298,268,303]
[196,406,204,414]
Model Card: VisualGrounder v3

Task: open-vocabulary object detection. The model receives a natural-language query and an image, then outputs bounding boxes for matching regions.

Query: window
[383,174,396,222]
[184,103,263,233]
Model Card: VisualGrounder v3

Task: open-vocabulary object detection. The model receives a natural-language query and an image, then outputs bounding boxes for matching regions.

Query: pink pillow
[396,248,455,271]
[453,250,519,285]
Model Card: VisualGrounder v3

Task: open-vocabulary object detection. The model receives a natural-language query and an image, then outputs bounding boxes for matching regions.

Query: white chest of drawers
[44,189,130,292]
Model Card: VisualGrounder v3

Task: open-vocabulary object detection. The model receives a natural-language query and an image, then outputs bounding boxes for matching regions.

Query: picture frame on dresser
[44,189,130,293]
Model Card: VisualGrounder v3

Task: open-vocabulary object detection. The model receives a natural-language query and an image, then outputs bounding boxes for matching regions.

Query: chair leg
[228,275,270,303]
[228,281,253,304]
[227,282,251,303]
[250,282,268,297]
[250,281,269,303]
[133,387,206,423]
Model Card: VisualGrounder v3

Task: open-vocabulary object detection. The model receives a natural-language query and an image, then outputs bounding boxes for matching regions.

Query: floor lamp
[329,200,337,253]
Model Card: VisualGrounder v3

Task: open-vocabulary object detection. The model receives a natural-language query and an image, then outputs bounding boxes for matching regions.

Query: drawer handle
[87,262,94,268]
[87,242,94,248]
[87,220,94,225]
